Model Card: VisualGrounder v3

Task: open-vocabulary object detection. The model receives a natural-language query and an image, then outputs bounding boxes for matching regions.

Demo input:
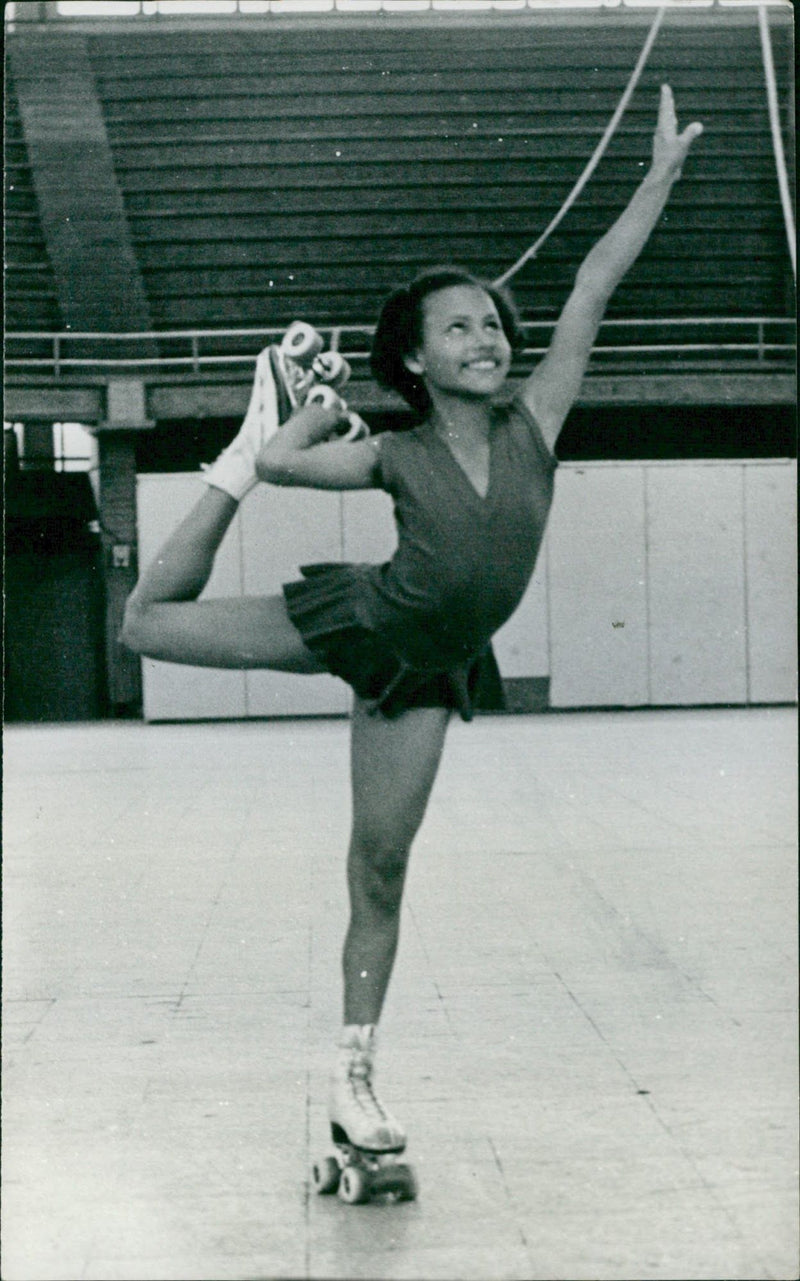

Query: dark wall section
[134,402,796,474]
[5,473,108,721]
[557,404,796,461]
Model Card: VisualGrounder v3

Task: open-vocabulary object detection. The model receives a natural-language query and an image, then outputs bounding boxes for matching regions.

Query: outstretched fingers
[657,82,678,140]
[681,120,705,147]
[653,84,703,178]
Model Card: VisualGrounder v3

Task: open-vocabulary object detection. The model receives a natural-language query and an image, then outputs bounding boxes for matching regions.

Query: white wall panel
[647,465,747,705]
[745,461,797,703]
[549,466,648,707]
[493,544,549,679]
[136,461,795,719]
[240,485,348,716]
[136,473,247,721]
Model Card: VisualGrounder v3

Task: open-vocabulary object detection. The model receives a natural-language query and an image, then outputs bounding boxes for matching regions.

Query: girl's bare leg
[122,486,323,672]
[325,700,449,1155]
[343,698,450,1026]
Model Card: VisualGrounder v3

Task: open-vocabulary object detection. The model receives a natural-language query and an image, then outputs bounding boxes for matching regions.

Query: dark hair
[370,266,523,420]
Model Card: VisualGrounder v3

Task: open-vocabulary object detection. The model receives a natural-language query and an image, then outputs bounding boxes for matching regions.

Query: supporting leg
[325,699,449,1155]
[343,698,450,1026]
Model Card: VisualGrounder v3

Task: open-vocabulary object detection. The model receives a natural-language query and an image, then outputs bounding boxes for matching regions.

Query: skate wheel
[312,1156,341,1195]
[307,384,346,413]
[338,1165,370,1205]
[313,351,351,390]
[395,1163,418,1201]
[370,1161,418,1202]
[281,322,324,366]
[338,412,370,443]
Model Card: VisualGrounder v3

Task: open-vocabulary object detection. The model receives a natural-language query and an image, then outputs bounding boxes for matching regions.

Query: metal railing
[4,317,796,380]
[6,0,790,21]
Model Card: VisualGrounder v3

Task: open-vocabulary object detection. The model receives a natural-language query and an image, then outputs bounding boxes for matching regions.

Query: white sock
[337,1024,377,1054]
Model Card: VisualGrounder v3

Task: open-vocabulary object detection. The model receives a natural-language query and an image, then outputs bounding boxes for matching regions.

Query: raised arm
[522,85,703,452]
[256,401,380,490]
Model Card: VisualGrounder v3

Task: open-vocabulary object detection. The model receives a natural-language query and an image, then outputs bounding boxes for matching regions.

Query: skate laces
[275,347,315,408]
[346,1051,390,1123]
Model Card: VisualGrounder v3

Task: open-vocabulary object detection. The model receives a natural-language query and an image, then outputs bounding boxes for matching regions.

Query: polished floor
[2,707,797,1281]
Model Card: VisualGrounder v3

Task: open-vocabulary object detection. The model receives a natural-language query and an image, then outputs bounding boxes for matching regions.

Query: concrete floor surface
[2,707,797,1280]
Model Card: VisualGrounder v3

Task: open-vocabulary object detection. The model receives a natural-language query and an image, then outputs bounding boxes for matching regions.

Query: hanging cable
[757,2,796,281]
[493,4,666,288]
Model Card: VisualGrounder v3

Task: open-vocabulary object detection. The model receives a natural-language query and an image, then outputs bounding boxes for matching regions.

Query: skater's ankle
[201,441,260,502]
[201,466,254,503]
[338,1024,378,1051]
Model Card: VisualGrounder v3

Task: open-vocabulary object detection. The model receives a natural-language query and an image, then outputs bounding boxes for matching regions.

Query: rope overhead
[757,2,796,281]
[493,5,667,289]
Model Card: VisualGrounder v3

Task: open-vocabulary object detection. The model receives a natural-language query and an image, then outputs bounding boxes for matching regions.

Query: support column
[97,434,141,713]
[95,379,154,715]
[22,420,55,469]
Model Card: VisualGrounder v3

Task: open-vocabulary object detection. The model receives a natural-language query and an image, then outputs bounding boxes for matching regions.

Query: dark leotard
[284,394,557,719]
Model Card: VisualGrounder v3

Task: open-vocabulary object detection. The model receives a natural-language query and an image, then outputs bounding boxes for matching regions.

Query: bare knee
[349,829,411,917]
[120,592,152,654]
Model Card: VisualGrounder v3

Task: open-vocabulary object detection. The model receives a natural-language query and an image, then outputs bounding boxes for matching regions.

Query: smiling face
[404,284,512,403]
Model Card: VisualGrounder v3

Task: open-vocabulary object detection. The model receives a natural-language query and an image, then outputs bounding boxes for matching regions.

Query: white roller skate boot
[312,1025,417,1204]
[202,322,324,501]
[330,1024,405,1153]
[202,346,279,502]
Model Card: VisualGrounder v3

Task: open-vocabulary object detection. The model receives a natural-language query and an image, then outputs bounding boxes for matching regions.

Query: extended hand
[651,84,703,182]
[255,401,342,480]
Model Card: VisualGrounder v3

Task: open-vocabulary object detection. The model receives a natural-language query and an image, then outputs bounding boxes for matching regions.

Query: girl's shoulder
[376,422,432,461]
[380,421,431,446]
[375,423,434,492]
[496,394,559,471]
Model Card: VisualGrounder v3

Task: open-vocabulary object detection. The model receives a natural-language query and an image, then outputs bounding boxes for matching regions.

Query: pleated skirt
[283,562,505,721]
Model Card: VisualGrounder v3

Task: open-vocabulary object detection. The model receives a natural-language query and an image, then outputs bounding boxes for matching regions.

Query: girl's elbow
[255,453,296,486]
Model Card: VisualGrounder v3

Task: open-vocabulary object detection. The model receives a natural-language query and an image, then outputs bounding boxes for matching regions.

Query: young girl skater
[123,87,702,1189]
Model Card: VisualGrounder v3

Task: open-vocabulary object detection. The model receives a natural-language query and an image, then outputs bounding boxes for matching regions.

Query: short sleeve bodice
[358,396,557,669]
